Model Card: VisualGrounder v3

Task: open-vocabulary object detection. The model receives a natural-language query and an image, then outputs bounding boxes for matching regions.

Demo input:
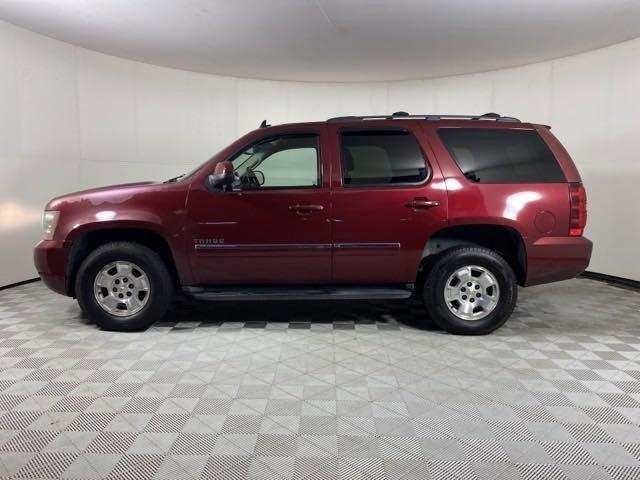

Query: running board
[183,285,414,301]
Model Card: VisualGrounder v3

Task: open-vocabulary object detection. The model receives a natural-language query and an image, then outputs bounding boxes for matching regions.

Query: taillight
[569,183,587,236]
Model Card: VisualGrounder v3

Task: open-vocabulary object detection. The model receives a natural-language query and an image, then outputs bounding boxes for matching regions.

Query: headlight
[42,211,60,240]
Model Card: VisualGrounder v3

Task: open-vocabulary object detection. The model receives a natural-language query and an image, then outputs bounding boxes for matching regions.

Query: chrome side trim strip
[333,242,401,249]
[195,243,332,250]
[195,243,400,250]
[198,221,239,225]
[195,242,401,250]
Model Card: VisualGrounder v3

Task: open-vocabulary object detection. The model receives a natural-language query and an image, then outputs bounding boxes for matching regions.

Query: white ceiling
[1,0,640,82]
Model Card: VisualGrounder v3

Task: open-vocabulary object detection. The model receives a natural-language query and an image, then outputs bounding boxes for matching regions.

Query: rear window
[438,128,565,183]
[341,130,428,186]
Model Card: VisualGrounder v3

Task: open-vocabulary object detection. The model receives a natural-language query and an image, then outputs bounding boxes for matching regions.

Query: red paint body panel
[33,240,70,294]
[34,181,194,292]
[186,188,332,284]
[33,118,592,296]
[526,236,592,286]
[184,124,332,284]
[326,121,448,283]
[420,121,591,286]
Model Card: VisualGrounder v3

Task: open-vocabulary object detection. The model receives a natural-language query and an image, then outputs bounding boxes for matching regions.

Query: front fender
[65,217,167,243]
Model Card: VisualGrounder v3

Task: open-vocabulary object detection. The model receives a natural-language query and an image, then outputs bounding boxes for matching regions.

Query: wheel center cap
[460,282,482,302]
[114,278,129,293]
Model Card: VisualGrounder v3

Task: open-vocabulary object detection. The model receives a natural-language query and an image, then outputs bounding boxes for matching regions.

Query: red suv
[34,112,591,334]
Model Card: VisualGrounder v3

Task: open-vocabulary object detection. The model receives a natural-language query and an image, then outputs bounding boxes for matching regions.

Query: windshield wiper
[164,174,185,183]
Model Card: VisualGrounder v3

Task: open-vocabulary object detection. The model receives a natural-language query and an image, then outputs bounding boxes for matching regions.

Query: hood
[46,181,160,210]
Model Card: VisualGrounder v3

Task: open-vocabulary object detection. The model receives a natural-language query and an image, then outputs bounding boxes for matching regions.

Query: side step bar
[183,284,414,301]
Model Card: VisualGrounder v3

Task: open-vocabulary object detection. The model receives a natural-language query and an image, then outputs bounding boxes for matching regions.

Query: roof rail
[326,112,520,123]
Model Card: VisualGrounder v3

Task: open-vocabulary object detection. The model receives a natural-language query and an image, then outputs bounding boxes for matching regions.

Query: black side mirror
[207,161,235,191]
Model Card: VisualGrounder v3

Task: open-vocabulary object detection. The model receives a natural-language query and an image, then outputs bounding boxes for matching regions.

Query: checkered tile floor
[0,278,639,479]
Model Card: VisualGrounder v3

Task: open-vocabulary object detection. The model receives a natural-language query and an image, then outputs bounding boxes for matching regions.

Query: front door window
[232,135,320,189]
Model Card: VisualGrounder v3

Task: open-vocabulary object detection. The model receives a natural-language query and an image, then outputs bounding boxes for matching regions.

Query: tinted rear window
[341,130,427,185]
[438,128,565,183]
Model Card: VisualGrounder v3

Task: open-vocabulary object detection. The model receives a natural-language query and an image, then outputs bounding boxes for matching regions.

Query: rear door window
[340,130,428,186]
[438,128,565,183]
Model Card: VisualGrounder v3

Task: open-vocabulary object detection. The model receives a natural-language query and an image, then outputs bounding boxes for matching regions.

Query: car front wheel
[422,246,518,335]
[75,241,173,331]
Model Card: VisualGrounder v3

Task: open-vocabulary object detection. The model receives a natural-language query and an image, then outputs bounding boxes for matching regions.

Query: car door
[185,128,331,284]
[328,122,448,284]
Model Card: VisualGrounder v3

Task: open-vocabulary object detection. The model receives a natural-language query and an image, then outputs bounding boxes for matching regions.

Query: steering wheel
[240,168,262,189]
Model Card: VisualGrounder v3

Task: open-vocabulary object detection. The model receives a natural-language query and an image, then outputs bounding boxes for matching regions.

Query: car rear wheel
[422,246,517,335]
[75,242,173,331]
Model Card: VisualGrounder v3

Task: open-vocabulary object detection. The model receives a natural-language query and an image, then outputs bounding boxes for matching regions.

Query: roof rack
[326,112,520,123]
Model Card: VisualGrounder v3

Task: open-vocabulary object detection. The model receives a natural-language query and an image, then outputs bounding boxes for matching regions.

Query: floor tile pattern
[0,278,639,479]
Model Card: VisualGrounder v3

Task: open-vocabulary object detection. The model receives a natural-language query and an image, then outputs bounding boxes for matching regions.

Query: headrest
[342,147,355,171]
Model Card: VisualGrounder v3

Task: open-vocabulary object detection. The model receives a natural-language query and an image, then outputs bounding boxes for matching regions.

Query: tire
[75,242,173,331]
[422,246,517,335]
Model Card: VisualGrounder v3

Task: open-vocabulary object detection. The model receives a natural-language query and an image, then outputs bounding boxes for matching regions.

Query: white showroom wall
[1,19,638,286]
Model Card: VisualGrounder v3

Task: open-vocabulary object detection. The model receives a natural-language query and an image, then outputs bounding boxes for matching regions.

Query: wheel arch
[66,226,181,297]
[417,224,527,287]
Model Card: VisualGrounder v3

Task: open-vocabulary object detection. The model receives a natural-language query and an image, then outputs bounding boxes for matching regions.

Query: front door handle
[405,198,440,209]
[288,204,324,213]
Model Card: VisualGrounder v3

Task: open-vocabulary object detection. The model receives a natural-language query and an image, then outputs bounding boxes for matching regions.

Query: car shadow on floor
[156,295,439,331]
[72,295,440,332]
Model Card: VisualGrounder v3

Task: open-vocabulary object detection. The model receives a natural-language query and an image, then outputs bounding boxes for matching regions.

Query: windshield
[171,148,224,182]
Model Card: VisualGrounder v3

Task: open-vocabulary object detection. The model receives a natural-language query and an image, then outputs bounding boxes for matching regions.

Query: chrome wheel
[93,261,150,317]
[444,265,500,321]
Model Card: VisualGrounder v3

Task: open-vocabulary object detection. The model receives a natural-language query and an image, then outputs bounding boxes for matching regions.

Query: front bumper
[34,240,71,296]
[525,236,593,286]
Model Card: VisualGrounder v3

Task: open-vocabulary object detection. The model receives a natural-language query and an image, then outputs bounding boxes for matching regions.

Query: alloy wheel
[93,261,150,317]
[444,265,500,321]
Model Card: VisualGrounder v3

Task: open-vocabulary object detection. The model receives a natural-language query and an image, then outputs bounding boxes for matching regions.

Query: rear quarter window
[438,128,566,183]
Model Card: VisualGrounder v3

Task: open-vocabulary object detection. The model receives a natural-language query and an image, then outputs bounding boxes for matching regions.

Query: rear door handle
[404,198,440,209]
[288,204,324,213]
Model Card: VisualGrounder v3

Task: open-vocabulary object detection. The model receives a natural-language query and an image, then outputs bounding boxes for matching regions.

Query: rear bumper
[33,240,71,296]
[525,236,593,286]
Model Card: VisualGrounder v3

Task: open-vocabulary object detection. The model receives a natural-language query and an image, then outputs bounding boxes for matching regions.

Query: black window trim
[437,126,567,185]
[338,128,432,189]
[220,132,323,192]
